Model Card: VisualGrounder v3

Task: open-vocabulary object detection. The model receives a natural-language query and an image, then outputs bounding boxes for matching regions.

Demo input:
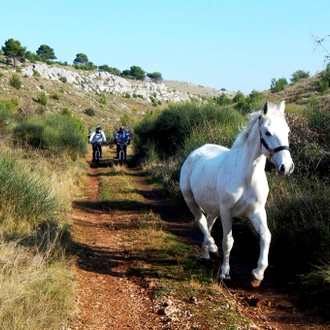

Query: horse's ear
[261,101,269,117]
[277,100,285,113]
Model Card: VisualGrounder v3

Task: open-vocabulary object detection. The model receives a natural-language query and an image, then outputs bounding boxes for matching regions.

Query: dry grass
[0,143,86,329]
[0,241,75,330]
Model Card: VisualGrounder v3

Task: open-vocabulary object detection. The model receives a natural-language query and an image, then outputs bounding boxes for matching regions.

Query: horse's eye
[265,131,271,136]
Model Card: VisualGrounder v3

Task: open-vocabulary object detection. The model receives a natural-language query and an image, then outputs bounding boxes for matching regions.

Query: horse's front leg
[249,208,271,287]
[219,212,234,281]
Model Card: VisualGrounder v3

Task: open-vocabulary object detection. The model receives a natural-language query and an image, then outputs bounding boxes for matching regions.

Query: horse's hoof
[218,273,231,283]
[251,270,263,287]
[208,243,218,253]
[251,279,261,288]
[210,250,220,257]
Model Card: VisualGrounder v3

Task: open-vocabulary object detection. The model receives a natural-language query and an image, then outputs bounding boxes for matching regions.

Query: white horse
[179,101,294,287]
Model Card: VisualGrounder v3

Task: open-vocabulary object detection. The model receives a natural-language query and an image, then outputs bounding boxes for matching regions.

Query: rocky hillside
[0,59,234,130]
[1,57,329,131]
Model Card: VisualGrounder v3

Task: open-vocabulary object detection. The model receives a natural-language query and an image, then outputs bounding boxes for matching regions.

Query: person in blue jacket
[114,126,130,159]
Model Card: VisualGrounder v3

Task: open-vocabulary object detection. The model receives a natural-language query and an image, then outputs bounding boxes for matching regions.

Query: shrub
[9,74,22,89]
[52,93,60,100]
[234,90,264,115]
[59,77,67,83]
[270,77,288,93]
[33,70,41,77]
[100,93,106,104]
[214,93,232,106]
[0,98,18,131]
[134,102,245,160]
[13,113,87,158]
[305,100,330,146]
[84,108,95,116]
[43,113,87,158]
[61,107,72,116]
[13,117,45,148]
[317,79,329,94]
[0,151,59,223]
[147,71,163,82]
[37,92,48,106]
[290,70,310,82]
[150,96,158,107]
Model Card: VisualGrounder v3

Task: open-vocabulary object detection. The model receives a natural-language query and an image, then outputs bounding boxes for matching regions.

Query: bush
[13,113,87,158]
[37,92,48,106]
[270,77,288,93]
[134,101,245,160]
[214,93,232,106]
[84,108,95,116]
[317,79,329,94]
[9,74,22,89]
[234,90,264,115]
[13,117,45,148]
[43,114,87,158]
[33,70,41,77]
[290,70,310,82]
[0,98,18,131]
[0,150,59,223]
[100,93,106,104]
[61,107,72,116]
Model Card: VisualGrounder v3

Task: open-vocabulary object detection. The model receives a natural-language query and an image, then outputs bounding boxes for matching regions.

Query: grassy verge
[0,145,85,329]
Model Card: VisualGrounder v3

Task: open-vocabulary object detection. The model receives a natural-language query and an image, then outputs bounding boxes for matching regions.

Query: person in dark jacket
[114,126,130,159]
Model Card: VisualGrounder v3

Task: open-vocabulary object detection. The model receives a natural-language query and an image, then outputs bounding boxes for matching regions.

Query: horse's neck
[241,120,266,172]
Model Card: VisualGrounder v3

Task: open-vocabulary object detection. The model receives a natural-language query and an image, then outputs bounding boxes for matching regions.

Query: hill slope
[0,58,234,131]
[1,57,329,131]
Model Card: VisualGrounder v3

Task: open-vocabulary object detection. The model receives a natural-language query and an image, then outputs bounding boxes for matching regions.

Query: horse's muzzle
[278,162,294,175]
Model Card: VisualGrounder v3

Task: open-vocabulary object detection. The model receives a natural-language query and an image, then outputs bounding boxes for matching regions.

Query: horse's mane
[231,106,285,149]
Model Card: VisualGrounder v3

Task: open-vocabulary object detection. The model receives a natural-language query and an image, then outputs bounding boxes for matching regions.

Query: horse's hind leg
[206,214,219,256]
[182,194,218,259]
[207,214,217,233]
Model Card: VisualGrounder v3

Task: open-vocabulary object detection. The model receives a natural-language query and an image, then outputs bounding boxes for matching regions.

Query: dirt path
[68,149,330,330]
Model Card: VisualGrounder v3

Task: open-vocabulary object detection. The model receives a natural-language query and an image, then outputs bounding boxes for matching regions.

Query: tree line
[0,38,163,82]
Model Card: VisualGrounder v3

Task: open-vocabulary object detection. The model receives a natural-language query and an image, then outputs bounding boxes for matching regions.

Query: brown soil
[68,149,330,330]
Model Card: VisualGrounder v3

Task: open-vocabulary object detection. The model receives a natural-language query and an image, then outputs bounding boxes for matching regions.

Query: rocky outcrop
[21,63,229,104]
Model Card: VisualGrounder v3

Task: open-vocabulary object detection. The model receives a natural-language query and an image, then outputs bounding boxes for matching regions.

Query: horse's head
[259,101,294,175]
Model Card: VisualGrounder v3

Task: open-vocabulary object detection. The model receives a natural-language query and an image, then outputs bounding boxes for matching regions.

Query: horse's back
[183,144,228,165]
[180,144,228,189]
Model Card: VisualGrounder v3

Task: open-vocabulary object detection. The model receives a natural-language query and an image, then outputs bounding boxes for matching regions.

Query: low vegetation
[0,98,86,329]
[0,149,84,329]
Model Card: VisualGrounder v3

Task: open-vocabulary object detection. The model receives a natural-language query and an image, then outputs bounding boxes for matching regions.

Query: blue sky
[1,0,329,94]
